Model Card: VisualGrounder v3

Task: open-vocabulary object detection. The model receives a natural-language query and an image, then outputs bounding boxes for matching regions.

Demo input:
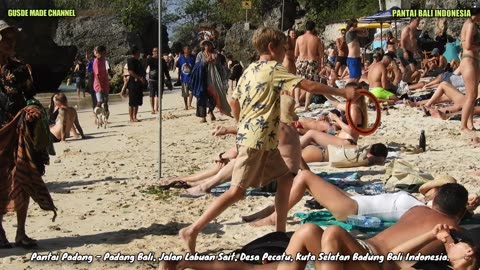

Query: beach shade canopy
[358,6,403,23]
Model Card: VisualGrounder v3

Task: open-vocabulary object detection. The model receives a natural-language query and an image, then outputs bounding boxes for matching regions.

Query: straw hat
[200,39,214,48]
[280,95,298,124]
[419,175,457,195]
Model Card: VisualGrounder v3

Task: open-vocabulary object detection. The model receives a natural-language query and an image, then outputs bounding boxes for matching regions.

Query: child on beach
[92,45,110,116]
[179,26,357,253]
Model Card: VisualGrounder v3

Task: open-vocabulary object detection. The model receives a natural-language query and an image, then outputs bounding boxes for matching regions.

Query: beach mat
[294,210,395,235]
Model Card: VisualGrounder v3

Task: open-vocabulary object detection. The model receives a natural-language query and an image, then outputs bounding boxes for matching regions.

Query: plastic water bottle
[346,215,383,229]
[419,130,426,152]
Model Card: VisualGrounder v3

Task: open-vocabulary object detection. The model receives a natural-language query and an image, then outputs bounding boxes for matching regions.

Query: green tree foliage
[53,0,156,32]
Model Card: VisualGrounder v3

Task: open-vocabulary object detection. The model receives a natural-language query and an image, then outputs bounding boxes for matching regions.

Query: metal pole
[281,0,285,31]
[246,9,247,23]
[158,0,163,180]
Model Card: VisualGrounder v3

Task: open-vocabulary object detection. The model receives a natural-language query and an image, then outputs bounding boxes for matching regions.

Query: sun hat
[0,20,14,33]
[419,175,457,195]
[200,39,214,48]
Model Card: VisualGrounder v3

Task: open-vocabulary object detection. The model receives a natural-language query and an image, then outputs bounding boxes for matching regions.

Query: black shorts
[336,56,347,66]
[128,81,144,107]
[399,50,417,66]
[148,80,158,97]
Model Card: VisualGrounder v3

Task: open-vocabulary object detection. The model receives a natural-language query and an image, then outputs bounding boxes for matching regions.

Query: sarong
[0,106,57,221]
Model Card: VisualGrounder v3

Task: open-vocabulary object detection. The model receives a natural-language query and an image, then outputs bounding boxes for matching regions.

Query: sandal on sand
[15,237,38,249]
[159,181,191,190]
[304,198,324,210]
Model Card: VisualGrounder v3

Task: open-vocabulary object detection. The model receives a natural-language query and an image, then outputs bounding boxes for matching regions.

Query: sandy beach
[1,81,479,269]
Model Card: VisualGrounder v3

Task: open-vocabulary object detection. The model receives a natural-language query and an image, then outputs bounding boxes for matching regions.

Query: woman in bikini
[282,29,297,74]
[458,5,480,131]
[300,85,368,163]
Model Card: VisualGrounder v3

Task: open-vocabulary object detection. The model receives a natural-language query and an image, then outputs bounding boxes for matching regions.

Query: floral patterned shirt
[232,61,302,150]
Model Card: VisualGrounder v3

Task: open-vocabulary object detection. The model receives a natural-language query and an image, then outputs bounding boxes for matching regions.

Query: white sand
[1,85,479,269]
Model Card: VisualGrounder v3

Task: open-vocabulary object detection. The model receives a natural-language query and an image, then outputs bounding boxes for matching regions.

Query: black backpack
[233,231,294,264]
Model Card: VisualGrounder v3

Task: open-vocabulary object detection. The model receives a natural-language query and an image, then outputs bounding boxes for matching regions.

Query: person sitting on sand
[408,68,462,91]
[178,26,357,254]
[243,173,479,227]
[49,93,85,143]
[368,53,400,103]
[422,48,448,78]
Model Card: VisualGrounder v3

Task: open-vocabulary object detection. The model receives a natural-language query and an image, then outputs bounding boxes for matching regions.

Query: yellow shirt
[232,61,302,150]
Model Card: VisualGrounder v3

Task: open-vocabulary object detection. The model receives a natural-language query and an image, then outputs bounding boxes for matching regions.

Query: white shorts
[351,191,424,221]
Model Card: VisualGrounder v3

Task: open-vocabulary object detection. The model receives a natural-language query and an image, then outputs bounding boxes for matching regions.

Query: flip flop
[180,193,205,198]
[15,237,38,249]
[158,180,191,190]
[304,198,324,210]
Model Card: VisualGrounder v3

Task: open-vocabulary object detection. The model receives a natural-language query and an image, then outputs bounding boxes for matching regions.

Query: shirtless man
[345,18,368,83]
[295,20,324,110]
[49,93,85,142]
[368,53,399,102]
[277,183,469,270]
[399,17,421,84]
[458,6,480,132]
[422,48,447,77]
[335,29,348,76]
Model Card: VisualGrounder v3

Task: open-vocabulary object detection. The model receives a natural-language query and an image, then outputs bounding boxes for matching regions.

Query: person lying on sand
[159,183,471,270]
[391,224,479,270]
[299,92,367,153]
[408,68,462,91]
[242,171,478,228]
[49,93,85,143]
[160,95,307,195]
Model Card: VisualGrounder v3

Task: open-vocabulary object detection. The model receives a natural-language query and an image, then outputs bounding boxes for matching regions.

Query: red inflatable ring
[345,89,381,136]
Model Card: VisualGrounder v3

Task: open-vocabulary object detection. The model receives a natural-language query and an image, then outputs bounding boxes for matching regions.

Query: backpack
[233,231,294,264]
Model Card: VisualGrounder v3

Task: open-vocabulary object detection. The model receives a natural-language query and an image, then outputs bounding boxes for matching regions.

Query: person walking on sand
[146,47,160,114]
[336,28,348,76]
[126,46,146,122]
[399,17,422,84]
[178,26,357,254]
[294,20,324,110]
[49,93,85,142]
[176,46,195,110]
[73,56,86,99]
[0,20,57,249]
[92,45,110,116]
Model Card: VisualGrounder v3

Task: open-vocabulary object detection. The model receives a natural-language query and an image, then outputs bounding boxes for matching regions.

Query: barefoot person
[176,46,195,110]
[283,29,297,74]
[92,45,110,117]
[345,18,368,83]
[127,46,146,122]
[146,47,160,114]
[0,20,57,249]
[178,26,357,253]
[399,17,421,84]
[49,93,85,142]
[294,21,324,110]
[458,5,480,132]
[368,53,399,102]
[335,29,348,76]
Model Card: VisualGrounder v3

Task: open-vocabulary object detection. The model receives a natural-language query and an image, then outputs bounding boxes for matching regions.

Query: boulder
[0,0,77,92]
[224,22,256,66]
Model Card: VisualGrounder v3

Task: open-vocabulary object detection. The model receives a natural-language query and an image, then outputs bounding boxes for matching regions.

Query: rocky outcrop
[0,0,77,92]
[54,15,158,66]
[224,22,256,66]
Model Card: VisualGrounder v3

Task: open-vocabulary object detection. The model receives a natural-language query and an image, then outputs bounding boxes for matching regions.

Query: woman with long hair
[283,29,297,74]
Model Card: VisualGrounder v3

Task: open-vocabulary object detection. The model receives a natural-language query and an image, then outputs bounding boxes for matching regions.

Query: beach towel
[384,159,433,192]
[314,171,361,189]
[0,105,57,220]
[294,210,395,234]
[210,182,276,197]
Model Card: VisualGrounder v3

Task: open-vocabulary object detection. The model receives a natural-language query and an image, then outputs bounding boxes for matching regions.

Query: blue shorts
[347,57,362,79]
